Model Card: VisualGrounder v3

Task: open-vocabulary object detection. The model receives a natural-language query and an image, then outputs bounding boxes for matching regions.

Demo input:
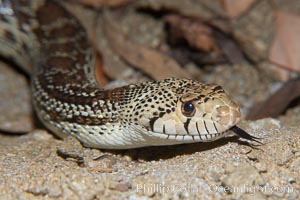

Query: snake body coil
[0,0,254,149]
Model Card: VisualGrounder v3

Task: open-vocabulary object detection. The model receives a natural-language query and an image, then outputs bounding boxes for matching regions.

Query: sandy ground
[0,116,299,199]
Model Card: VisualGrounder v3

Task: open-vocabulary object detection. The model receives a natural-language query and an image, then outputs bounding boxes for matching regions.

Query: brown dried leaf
[269,11,300,74]
[213,30,246,65]
[165,14,246,65]
[165,14,218,53]
[136,0,226,22]
[247,77,300,120]
[89,28,109,87]
[220,0,256,18]
[80,0,134,8]
[93,49,109,87]
[103,13,191,80]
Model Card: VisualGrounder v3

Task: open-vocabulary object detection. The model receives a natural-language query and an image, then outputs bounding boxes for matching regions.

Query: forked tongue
[230,126,263,144]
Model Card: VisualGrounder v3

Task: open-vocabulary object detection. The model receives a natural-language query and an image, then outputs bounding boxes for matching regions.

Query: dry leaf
[103,13,191,80]
[269,11,300,74]
[80,0,134,8]
[220,0,256,18]
[93,49,109,87]
[165,14,218,52]
[165,14,245,65]
[247,77,300,120]
[89,25,109,87]
[213,30,246,64]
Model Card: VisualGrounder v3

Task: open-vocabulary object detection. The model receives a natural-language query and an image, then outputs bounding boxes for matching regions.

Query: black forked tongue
[230,126,263,144]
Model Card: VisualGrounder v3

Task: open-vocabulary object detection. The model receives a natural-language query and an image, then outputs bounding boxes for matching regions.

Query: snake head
[137,78,241,143]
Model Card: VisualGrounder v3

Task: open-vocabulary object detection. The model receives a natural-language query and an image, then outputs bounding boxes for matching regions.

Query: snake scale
[0,0,260,149]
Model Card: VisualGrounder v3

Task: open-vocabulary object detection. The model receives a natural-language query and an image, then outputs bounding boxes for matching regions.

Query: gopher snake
[0,0,260,149]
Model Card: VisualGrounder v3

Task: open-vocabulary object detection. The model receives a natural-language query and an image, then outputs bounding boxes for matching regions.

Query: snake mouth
[146,116,236,143]
[165,132,226,142]
[146,129,228,143]
[145,125,262,144]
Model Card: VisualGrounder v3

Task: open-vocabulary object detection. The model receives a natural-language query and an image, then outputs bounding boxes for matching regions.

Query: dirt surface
[0,0,299,199]
[0,115,299,199]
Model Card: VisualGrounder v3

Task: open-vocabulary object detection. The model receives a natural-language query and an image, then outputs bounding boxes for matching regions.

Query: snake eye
[182,102,195,116]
